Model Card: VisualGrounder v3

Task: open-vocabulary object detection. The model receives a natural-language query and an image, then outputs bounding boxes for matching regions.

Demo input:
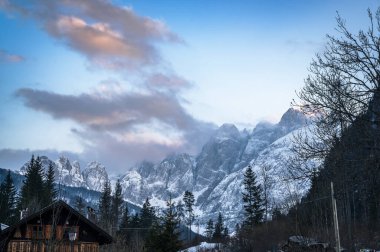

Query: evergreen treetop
[19,155,45,213]
[242,165,264,228]
[0,170,17,225]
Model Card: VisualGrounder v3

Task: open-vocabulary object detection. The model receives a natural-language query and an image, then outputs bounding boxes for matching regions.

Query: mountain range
[10,108,317,229]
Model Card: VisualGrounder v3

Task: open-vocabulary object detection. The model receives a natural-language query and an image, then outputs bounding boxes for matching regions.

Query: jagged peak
[163,152,192,161]
[252,121,275,133]
[278,108,307,128]
[215,123,241,140]
[85,161,105,170]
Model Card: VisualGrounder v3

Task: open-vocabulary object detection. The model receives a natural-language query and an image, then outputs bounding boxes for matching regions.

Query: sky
[0,0,378,174]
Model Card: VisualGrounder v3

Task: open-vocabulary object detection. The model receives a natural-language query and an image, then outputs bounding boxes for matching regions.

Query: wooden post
[331,182,341,252]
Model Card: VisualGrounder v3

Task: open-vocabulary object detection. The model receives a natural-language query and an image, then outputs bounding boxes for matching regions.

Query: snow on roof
[0,223,9,231]
[179,242,222,252]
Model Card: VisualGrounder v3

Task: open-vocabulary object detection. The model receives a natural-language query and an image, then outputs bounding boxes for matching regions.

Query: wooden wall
[7,241,99,252]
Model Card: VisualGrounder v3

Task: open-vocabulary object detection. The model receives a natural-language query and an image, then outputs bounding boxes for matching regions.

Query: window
[31,225,44,239]
[63,226,78,241]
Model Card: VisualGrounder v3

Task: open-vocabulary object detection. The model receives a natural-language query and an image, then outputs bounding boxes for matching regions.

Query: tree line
[95,181,196,252]
[0,155,57,226]
[0,155,267,251]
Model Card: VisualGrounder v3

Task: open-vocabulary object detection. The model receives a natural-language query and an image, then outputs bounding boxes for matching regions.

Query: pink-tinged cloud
[3,0,182,70]
[16,88,197,131]
[0,49,24,63]
[15,87,216,169]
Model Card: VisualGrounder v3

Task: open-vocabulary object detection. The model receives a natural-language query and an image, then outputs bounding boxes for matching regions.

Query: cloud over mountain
[15,86,215,172]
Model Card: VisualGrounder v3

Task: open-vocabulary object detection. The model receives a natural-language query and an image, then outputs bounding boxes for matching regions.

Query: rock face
[82,161,108,192]
[17,108,315,228]
[56,157,84,187]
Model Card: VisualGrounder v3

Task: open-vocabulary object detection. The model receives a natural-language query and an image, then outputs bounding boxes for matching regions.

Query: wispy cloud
[16,87,198,131]
[0,49,24,63]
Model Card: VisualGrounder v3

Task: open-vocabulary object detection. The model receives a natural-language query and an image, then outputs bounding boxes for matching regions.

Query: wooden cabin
[0,200,113,252]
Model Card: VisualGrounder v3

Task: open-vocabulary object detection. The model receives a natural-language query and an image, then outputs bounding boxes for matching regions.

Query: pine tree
[141,198,159,249]
[119,204,131,234]
[0,170,17,225]
[43,163,57,206]
[223,227,229,238]
[119,204,129,239]
[157,196,182,252]
[183,190,195,241]
[176,200,185,225]
[145,196,182,252]
[18,155,45,213]
[213,212,224,242]
[75,196,86,215]
[205,219,214,241]
[111,179,123,230]
[242,165,265,228]
[98,180,112,231]
[140,198,156,229]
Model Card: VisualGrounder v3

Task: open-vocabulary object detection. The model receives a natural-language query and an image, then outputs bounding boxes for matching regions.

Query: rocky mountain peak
[215,123,241,141]
[137,161,155,178]
[82,161,108,191]
[278,108,307,129]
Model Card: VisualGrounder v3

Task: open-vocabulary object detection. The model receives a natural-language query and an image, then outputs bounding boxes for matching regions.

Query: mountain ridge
[12,108,314,228]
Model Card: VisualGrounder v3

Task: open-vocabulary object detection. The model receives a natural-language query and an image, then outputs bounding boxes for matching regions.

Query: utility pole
[331,182,341,252]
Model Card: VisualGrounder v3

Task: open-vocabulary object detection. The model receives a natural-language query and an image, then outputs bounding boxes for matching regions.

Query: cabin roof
[0,200,113,248]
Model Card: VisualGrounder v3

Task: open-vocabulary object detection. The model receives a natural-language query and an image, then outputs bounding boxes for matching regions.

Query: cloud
[3,1,215,172]
[0,148,83,171]
[3,0,182,70]
[15,86,216,172]
[16,87,199,131]
[145,73,193,94]
[0,49,24,63]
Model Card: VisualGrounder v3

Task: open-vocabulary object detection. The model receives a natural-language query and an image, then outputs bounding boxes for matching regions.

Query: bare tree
[291,8,380,176]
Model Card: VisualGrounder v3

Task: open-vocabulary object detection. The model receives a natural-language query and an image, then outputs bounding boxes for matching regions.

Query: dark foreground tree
[183,190,195,241]
[98,180,112,232]
[43,163,57,206]
[140,198,156,229]
[18,155,45,213]
[289,7,380,250]
[75,196,86,215]
[213,212,227,243]
[242,165,264,228]
[292,7,380,171]
[148,196,182,252]
[205,219,214,241]
[111,179,123,231]
[0,170,17,225]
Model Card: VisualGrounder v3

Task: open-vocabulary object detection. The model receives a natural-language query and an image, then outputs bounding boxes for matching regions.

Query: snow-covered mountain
[16,108,316,229]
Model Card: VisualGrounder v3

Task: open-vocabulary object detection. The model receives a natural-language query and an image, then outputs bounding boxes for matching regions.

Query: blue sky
[0,0,378,173]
